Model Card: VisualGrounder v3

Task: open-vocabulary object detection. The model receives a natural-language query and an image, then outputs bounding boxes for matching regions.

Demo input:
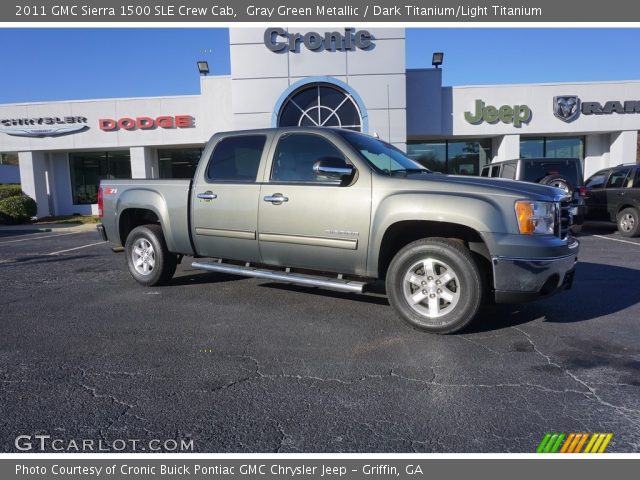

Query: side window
[489,165,500,177]
[271,134,348,183]
[633,168,640,188]
[585,170,608,189]
[480,166,489,177]
[206,135,266,182]
[605,168,631,189]
[500,164,517,180]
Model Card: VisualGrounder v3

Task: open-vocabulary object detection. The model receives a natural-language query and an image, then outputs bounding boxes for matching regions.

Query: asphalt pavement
[0,224,639,453]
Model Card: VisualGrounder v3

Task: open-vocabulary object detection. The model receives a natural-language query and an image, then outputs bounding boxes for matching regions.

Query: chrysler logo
[553,96,581,123]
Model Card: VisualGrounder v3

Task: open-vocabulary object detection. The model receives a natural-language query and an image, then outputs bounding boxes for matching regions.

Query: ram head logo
[553,96,581,123]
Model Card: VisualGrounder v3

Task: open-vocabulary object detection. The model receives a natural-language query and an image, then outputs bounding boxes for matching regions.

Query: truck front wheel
[125,224,177,286]
[386,238,483,334]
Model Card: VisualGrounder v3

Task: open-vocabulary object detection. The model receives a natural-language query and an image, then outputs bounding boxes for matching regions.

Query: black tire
[540,175,574,196]
[124,224,177,286]
[385,238,483,334]
[617,207,640,237]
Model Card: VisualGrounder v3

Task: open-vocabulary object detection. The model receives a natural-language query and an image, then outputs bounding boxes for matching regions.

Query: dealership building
[1,27,639,217]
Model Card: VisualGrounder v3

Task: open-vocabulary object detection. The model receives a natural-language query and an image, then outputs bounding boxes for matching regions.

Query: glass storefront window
[69,151,131,204]
[520,137,584,160]
[0,153,19,166]
[406,142,446,172]
[520,137,545,159]
[158,148,203,179]
[407,139,491,175]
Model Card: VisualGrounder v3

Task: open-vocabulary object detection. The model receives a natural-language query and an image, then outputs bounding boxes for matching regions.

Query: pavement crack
[512,326,640,426]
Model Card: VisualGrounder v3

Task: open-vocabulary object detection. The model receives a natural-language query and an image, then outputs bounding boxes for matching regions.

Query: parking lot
[0,224,639,453]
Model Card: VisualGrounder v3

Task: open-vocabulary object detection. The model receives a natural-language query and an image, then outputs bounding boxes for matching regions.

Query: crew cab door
[257,131,371,276]
[191,133,270,262]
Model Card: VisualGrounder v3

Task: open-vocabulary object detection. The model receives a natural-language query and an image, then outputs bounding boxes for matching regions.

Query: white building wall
[18,151,49,217]
[228,28,407,146]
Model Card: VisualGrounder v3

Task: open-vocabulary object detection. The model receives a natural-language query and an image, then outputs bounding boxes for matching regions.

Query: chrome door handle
[263,193,289,205]
[197,191,217,200]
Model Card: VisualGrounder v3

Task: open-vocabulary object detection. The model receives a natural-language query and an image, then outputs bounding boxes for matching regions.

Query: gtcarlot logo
[14,434,194,452]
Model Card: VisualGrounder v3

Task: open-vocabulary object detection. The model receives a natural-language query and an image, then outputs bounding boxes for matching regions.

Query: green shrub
[0,184,23,200]
[0,194,37,224]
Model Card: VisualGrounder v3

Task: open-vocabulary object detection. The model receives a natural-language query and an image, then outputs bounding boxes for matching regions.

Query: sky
[1,28,640,103]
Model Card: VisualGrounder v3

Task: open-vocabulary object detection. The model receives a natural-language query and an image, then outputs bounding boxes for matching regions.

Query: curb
[0,227,52,233]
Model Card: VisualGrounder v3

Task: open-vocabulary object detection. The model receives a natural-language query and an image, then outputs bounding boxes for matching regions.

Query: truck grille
[557,199,572,240]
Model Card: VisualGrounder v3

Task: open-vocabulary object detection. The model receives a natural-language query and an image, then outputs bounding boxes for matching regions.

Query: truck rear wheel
[125,224,177,286]
[386,238,483,334]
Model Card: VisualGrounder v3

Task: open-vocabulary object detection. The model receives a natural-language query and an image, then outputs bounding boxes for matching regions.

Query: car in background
[584,163,640,237]
[480,157,587,234]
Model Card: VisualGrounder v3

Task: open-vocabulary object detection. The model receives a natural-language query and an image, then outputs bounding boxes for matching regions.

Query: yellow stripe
[574,433,589,453]
[590,434,606,453]
[560,433,576,453]
[583,433,598,453]
[597,434,613,453]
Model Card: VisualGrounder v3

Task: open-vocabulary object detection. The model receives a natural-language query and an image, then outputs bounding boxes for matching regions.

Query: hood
[402,172,566,202]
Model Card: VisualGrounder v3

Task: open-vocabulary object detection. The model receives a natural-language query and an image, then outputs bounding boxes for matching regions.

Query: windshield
[340,131,431,176]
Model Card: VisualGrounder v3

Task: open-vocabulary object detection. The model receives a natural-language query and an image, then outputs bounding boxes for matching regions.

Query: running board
[191,261,366,294]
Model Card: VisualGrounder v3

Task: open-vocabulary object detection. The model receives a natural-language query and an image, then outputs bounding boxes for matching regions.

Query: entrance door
[191,134,269,262]
[257,132,371,276]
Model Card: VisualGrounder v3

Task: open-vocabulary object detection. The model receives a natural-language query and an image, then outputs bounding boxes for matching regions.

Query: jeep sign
[464,100,532,128]
[264,28,373,52]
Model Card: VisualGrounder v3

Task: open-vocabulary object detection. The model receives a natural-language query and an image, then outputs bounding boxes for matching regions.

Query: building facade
[0,27,638,217]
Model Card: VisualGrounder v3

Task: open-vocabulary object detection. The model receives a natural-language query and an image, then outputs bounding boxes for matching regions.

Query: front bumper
[492,240,579,303]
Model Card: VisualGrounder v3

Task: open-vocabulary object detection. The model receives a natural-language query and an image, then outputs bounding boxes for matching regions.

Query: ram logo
[553,95,581,123]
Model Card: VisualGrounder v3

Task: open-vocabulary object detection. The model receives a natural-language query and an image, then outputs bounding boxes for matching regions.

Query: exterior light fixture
[432,52,444,68]
[197,61,210,76]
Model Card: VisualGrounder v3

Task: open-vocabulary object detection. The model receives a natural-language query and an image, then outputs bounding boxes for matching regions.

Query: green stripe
[537,433,553,453]
[544,434,559,453]
[549,433,566,453]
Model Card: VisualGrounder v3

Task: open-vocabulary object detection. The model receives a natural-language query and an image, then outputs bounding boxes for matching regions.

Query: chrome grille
[558,199,572,240]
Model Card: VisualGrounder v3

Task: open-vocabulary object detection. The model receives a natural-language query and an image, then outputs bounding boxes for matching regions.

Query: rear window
[206,135,266,182]
[521,160,582,185]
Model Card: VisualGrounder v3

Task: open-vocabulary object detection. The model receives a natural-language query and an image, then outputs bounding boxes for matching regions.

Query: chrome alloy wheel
[620,212,636,232]
[132,238,156,275]
[402,258,461,319]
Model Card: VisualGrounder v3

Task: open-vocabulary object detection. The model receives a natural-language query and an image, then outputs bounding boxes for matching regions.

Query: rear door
[191,133,270,262]
[257,131,372,275]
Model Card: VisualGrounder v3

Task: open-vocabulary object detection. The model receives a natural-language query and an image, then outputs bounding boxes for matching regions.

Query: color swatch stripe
[537,433,612,453]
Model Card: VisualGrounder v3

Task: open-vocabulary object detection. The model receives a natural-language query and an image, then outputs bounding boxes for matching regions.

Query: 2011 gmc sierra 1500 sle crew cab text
[96,127,579,334]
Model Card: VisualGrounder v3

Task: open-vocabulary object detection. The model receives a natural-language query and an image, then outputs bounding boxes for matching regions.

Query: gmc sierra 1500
[97,127,578,333]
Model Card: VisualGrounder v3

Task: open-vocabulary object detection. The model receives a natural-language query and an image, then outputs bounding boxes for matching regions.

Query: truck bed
[99,179,194,255]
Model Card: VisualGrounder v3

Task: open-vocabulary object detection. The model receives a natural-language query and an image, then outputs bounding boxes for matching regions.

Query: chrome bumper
[492,242,578,303]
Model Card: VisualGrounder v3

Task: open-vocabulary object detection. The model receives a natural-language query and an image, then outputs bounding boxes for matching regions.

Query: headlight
[515,201,556,235]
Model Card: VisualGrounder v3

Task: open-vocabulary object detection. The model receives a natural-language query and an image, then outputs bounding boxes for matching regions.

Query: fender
[367,192,511,277]
[116,188,178,253]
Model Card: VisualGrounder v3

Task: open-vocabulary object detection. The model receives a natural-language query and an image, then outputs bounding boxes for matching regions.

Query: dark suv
[584,163,640,237]
[480,157,586,233]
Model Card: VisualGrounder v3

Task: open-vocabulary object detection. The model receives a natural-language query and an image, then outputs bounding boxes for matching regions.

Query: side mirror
[312,157,355,181]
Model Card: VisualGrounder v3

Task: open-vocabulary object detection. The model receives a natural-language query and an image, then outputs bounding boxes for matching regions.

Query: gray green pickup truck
[97,127,579,333]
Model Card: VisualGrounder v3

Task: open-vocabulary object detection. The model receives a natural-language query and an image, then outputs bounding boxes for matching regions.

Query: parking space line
[592,234,640,246]
[48,241,107,256]
[0,231,80,246]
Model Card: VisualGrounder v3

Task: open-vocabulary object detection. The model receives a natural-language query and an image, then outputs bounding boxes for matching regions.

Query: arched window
[277,83,362,132]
